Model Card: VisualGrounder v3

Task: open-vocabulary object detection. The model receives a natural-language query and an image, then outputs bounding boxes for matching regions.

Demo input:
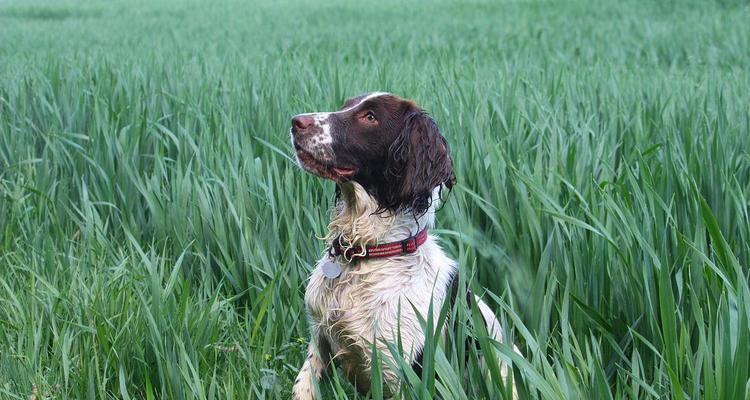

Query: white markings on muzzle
[314,114,332,145]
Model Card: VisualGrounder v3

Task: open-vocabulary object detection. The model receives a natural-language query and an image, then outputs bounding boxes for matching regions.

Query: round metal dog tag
[322,260,342,279]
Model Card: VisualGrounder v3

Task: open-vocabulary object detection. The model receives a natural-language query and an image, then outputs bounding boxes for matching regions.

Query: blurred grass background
[1,0,749,398]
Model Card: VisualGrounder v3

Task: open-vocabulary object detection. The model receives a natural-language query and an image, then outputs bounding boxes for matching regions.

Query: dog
[290,92,517,399]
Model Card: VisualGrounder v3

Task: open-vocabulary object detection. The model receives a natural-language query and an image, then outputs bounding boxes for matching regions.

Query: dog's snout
[292,115,314,132]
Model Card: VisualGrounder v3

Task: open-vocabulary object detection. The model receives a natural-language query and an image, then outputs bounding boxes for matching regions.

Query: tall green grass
[1,0,749,398]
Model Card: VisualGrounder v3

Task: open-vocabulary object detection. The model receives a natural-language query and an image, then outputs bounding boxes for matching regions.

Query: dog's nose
[292,115,314,132]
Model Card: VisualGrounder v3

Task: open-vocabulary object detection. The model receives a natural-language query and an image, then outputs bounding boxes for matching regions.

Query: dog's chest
[304,247,455,365]
[306,260,424,336]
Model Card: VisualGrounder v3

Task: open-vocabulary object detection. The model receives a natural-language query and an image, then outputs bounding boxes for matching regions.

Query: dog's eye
[364,111,376,123]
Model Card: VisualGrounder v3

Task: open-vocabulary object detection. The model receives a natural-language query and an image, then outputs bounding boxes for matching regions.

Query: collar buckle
[401,236,417,254]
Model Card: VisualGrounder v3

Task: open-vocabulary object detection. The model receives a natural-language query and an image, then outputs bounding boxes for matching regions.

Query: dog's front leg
[292,334,329,400]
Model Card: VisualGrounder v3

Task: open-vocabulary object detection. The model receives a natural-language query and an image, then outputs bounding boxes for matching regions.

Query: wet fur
[295,183,456,397]
[292,183,516,399]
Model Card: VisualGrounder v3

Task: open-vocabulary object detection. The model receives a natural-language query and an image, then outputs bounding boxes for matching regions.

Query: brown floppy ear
[383,110,456,215]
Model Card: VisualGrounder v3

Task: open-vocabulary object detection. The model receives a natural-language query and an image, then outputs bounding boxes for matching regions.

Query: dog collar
[329,229,428,260]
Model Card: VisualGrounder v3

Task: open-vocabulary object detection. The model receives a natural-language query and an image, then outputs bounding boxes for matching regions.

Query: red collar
[329,229,429,260]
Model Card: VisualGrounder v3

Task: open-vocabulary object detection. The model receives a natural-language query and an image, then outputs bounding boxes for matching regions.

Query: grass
[1,0,749,398]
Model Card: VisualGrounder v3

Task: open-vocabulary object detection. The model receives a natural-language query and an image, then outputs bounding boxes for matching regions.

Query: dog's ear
[383,110,456,215]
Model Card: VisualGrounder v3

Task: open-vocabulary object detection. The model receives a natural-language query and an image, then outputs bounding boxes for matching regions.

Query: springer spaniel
[290,92,517,399]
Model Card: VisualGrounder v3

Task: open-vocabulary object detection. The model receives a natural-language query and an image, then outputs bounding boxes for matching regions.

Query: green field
[1,0,749,398]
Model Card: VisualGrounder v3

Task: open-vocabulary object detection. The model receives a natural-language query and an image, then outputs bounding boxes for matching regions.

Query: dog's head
[290,92,455,215]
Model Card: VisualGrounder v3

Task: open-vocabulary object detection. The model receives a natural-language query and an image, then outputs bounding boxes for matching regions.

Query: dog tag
[322,260,342,279]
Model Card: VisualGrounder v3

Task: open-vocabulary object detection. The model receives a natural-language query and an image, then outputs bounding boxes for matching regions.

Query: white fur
[292,182,518,399]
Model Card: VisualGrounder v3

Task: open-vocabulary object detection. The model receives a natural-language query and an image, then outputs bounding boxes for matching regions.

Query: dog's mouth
[295,148,357,181]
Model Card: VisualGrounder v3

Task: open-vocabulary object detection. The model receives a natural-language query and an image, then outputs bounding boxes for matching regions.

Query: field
[1,0,749,398]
